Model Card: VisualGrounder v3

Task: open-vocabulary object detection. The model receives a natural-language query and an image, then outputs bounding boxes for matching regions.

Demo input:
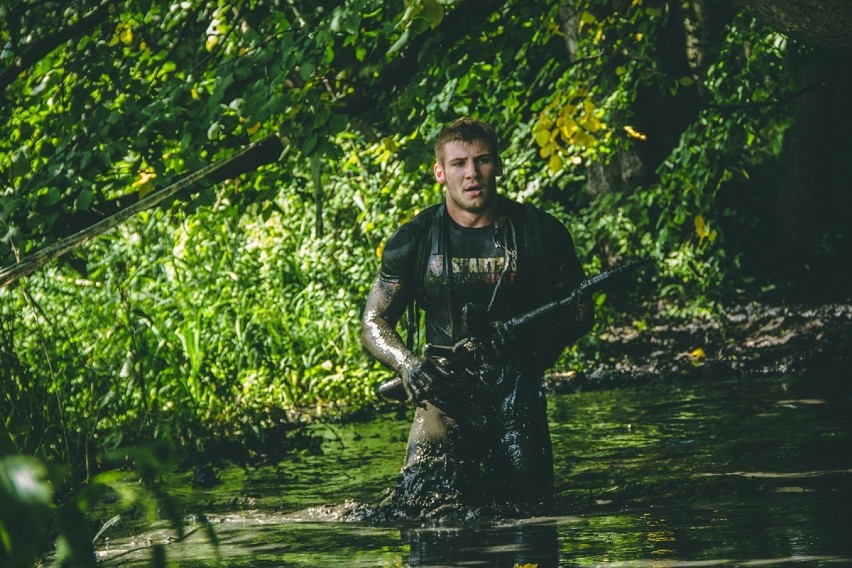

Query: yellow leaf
[572,130,596,148]
[695,214,710,242]
[514,563,539,568]
[421,0,444,29]
[548,153,563,174]
[533,128,551,147]
[110,22,133,46]
[581,113,603,133]
[615,65,626,76]
[246,122,261,135]
[689,347,706,366]
[132,170,157,188]
[635,32,644,42]
[623,125,647,141]
[539,140,557,158]
[206,35,218,52]
[132,170,157,198]
[191,87,200,100]
[558,120,578,142]
[375,241,385,259]
[593,26,603,44]
[382,136,398,152]
[579,11,596,25]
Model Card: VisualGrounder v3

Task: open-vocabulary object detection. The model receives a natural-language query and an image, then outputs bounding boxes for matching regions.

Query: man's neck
[445,196,503,228]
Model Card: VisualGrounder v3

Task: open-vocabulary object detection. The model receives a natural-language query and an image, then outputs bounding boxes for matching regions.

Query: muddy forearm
[360,277,419,375]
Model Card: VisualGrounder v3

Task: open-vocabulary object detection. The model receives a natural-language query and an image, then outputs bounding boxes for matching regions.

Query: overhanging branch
[0,135,284,289]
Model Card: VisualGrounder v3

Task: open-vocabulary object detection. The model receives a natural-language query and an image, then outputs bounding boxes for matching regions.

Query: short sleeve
[377,205,437,288]
[379,224,417,285]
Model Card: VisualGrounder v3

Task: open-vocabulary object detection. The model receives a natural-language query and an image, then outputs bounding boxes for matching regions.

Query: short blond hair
[433,117,499,164]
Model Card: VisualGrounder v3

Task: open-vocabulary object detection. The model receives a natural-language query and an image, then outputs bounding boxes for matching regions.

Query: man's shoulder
[387,202,442,243]
[501,198,566,234]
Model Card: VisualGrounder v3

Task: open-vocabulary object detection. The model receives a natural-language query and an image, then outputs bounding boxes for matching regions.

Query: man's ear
[433,162,446,184]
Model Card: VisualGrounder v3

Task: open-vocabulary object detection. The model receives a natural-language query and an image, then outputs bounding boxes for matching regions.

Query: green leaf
[387,29,410,58]
[40,187,62,207]
[74,188,94,211]
[302,132,318,155]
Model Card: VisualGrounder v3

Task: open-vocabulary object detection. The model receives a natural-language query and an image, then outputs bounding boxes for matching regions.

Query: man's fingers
[430,359,453,379]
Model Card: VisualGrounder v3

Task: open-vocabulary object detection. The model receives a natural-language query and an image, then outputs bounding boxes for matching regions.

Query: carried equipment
[376,257,656,414]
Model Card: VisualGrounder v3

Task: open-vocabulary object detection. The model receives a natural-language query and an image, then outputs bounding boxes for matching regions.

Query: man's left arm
[524,216,594,371]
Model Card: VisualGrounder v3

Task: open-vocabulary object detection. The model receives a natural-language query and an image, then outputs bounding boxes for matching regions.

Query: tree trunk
[774,50,852,280]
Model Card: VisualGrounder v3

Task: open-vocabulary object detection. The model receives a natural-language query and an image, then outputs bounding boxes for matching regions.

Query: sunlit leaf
[533,127,551,148]
[695,214,710,242]
[689,347,706,366]
[119,23,133,45]
[548,153,563,174]
[623,125,647,140]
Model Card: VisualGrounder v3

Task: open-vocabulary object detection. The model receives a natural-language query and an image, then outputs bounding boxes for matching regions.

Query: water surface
[95,372,852,567]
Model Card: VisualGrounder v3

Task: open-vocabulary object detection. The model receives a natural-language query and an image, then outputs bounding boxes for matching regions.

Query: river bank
[553,300,852,391]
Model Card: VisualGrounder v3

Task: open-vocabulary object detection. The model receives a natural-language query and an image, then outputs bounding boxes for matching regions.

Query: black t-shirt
[380,196,584,347]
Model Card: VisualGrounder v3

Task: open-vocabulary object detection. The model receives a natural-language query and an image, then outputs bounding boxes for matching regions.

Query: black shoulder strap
[406,203,445,350]
[407,202,547,348]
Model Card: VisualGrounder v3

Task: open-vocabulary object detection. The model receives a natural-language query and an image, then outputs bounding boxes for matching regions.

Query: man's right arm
[361,277,451,401]
[360,276,419,376]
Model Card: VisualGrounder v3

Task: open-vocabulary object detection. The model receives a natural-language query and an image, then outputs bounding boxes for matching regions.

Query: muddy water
[95,371,852,567]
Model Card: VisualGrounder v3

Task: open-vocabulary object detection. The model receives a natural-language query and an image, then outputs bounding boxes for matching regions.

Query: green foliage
[0,455,52,568]
[0,444,192,567]
[529,2,794,309]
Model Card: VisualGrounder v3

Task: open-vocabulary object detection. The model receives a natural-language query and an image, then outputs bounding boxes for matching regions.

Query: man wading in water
[361,117,594,517]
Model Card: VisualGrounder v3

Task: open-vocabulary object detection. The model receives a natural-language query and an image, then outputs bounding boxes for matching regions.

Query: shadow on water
[91,371,852,567]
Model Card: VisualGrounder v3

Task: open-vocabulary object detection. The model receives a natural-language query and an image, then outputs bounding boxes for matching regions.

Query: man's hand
[489,320,516,354]
[400,357,453,402]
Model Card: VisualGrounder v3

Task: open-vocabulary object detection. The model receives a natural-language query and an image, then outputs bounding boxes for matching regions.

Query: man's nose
[465,161,479,178]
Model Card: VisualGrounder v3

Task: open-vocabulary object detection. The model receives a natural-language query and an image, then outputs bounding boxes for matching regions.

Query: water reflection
[403,519,559,568]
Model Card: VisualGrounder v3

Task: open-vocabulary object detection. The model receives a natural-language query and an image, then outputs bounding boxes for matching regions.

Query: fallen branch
[0,135,284,289]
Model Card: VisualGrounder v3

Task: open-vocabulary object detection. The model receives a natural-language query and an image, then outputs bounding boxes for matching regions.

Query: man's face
[434,139,502,224]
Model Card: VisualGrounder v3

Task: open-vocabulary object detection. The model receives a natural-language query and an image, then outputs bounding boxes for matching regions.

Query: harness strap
[405,201,550,351]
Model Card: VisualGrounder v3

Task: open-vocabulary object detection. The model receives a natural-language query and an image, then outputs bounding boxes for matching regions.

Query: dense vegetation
[1,0,851,564]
